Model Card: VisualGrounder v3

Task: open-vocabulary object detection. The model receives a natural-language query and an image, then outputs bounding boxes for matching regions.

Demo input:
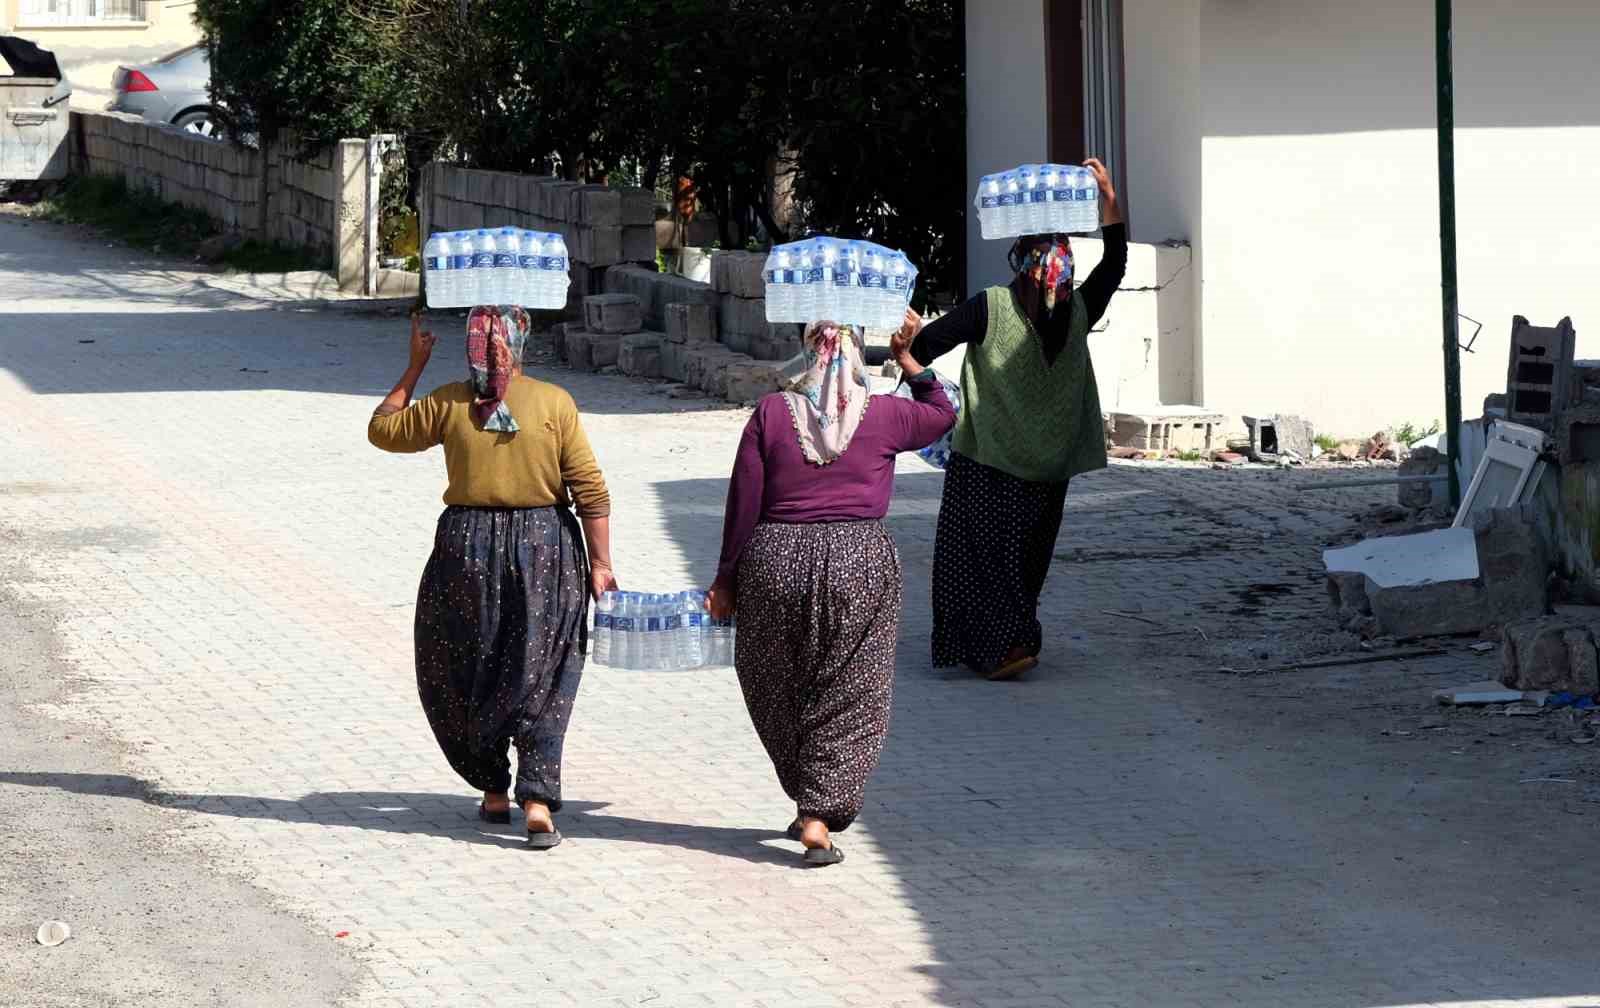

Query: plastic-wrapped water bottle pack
[764,236,918,329]
[591,591,735,670]
[973,163,1100,240]
[422,228,571,310]
[890,370,962,470]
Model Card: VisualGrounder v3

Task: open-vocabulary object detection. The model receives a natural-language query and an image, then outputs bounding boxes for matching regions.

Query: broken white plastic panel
[1323,527,1480,588]
[1452,419,1548,528]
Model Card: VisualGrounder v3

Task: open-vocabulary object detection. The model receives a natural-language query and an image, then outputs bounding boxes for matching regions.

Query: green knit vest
[952,286,1107,484]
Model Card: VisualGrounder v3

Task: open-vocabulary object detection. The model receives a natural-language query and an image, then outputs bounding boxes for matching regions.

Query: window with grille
[19,0,147,24]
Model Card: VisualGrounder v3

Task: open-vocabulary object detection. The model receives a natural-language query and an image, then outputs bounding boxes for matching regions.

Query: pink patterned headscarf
[781,321,871,466]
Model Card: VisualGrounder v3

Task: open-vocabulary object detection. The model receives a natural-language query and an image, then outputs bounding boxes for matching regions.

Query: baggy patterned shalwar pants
[931,451,1069,673]
[414,505,589,810]
[733,520,902,832]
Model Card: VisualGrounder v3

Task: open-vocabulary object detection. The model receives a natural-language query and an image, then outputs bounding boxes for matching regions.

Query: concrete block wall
[71,112,365,283]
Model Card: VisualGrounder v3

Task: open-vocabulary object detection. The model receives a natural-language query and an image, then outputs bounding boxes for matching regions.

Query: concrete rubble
[1323,505,1549,641]
[1106,407,1229,454]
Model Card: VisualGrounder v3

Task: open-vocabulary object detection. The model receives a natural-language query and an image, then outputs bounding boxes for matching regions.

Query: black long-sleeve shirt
[911,223,1129,367]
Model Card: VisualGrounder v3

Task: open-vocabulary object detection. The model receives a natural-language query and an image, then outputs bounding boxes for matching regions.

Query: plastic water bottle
[974,173,1002,240]
[1016,164,1039,235]
[514,230,538,308]
[707,612,735,667]
[592,591,615,665]
[999,171,1022,237]
[764,247,792,322]
[491,227,519,305]
[469,230,496,305]
[612,592,636,670]
[817,238,839,322]
[547,232,571,309]
[454,230,480,305]
[674,592,702,668]
[423,232,450,309]
[1072,166,1100,233]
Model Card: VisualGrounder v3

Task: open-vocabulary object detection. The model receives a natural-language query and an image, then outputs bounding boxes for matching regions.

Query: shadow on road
[0,772,801,868]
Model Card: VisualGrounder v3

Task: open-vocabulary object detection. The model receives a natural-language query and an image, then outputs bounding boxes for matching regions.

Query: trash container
[0,36,72,182]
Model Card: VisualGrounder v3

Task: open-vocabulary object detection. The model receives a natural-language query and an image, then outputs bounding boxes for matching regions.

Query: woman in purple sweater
[707,310,954,866]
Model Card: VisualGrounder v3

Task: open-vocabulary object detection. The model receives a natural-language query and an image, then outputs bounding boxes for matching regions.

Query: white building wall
[964,0,1048,295]
[1190,0,1600,437]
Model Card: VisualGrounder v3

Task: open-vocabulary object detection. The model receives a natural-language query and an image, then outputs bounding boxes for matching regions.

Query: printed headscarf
[1010,235,1075,314]
[466,305,531,432]
[782,321,872,466]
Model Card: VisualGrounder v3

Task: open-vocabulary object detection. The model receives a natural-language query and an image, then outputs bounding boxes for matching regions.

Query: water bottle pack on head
[974,163,1100,240]
[423,228,570,310]
[763,236,919,328]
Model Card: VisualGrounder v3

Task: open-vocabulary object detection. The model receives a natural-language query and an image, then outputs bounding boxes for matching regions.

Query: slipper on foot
[986,655,1037,681]
[802,844,844,867]
[478,802,511,825]
[526,828,563,850]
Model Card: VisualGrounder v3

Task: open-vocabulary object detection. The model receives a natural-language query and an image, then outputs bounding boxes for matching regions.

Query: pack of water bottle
[591,590,736,670]
[973,164,1100,239]
[764,236,918,329]
[422,228,571,310]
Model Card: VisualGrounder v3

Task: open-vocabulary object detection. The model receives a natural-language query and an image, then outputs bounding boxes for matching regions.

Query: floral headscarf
[1010,235,1075,314]
[781,321,872,466]
[466,305,531,433]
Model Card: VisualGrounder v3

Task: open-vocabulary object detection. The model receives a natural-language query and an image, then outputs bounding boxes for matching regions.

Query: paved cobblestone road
[3,215,1598,1008]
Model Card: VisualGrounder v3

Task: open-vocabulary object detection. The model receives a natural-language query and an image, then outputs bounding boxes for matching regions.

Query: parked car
[106,45,225,140]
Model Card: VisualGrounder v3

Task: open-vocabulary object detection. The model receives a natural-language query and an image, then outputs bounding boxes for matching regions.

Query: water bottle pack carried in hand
[891,371,962,470]
[592,591,735,670]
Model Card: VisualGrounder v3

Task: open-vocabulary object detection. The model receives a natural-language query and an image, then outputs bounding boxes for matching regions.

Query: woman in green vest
[909,158,1126,681]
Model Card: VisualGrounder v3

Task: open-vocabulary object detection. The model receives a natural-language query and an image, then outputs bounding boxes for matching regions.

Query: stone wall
[71,111,372,288]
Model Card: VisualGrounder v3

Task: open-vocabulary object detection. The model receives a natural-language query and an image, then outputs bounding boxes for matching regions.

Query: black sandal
[802,843,844,867]
[477,802,511,825]
[527,828,563,850]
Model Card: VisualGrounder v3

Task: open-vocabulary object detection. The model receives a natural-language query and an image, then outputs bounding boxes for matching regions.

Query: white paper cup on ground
[36,920,71,947]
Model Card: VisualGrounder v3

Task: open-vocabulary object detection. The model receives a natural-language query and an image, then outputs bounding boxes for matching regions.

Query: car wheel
[174,109,224,140]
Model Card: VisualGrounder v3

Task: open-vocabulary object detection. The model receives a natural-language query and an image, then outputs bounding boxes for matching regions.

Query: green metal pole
[1437,0,1463,507]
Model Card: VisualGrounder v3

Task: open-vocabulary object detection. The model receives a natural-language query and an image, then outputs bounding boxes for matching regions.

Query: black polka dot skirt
[733,520,902,832]
[931,452,1069,674]
[414,505,589,811]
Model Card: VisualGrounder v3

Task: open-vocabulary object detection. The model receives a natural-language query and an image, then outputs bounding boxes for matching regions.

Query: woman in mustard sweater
[369,307,617,849]
[910,158,1126,682]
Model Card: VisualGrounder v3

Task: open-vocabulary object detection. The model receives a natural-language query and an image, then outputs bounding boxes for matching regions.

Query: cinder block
[1557,405,1600,465]
[664,302,716,344]
[603,265,716,328]
[1506,314,1576,431]
[584,293,644,335]
[1108,409,1228,453]
[581,226,622,267]
[659,340,689,383]
[710,251,767,299]
[617,186,655,227]
[622,226,656,264]
[577,186,621,227]
[567,330,623,372]
[544,180,582,221]
[723,361,784,404]
[717,294,768,343]
[750,331,801,362]
[618,333,664,379]
[721,328,752,356]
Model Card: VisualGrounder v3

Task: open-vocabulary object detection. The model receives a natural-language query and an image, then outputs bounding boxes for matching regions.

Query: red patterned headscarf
[466,305,531,432]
